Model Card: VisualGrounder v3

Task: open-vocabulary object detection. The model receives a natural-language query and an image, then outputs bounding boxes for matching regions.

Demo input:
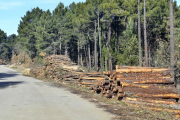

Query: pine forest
[0,0,180,75]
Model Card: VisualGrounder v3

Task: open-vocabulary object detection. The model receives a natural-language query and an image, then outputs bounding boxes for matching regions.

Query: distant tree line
[0,0,180,73]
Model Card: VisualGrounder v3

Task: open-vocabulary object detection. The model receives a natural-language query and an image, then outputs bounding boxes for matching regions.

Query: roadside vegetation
[0,0,180,74]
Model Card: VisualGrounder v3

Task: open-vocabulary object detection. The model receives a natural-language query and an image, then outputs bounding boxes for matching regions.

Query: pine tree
[170,0,175,77]
[0,29,8,60]
[138,0,142,66]
[144,0,148,66]
[34,10,53,56]
[18,7,43,58]
[117,18,139,65]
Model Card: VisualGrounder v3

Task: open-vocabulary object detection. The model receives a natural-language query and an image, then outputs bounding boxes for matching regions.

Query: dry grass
[0,59,6,65]
[11,53,33,68]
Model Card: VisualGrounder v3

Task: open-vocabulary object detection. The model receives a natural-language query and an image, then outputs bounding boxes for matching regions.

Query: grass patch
[119,101,127,106]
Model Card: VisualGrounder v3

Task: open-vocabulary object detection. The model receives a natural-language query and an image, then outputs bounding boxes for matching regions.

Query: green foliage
[0,0,180,71]
[18,7,43,58]
[117,18,138,66]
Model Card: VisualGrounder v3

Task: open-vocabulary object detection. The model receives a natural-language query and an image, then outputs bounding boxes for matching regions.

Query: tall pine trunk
[81,52,83,67]
[59,37,62,55]
[138,0,142,66]
[115,17,120,52]
[98,8,102,73]
[107,22,112,71]
[170,0,175,78]
[144,0,148,66]
[78,39,80,66]
[12,47,14,57]
[52,39,56,55]
[84,46,89,70]
[65,44,68,56]
[88,28,91,71]
[148,46,151,66]
[105,57,107,71]
[94,21,98,71]
[103,31,107,71]
[115,18,118,51]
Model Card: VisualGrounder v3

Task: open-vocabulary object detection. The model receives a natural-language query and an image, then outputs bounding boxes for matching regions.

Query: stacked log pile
[78,72,109,88]
[102,66,180,116]
[100,66,178,100]
[30,55,83,82]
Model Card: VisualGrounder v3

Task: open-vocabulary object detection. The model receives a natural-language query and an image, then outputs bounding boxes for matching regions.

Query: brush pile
[0,59,6,65]
[30,55,83,81]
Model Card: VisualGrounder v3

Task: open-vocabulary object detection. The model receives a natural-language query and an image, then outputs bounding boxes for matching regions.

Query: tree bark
[59,37,62,55]
[105,57,107,71]
[138,0,142,67]
[170,0,175,78]
[65,44,68,56]
[107,22,112,71]
[115,17,120,52]
[78,39,80,66]
[115,17,118,50]
[148,46,151,66]
[88,28,91,71]
[144,0,148,67]
[12,46,14,57]
[52,39,56,55]
[98,8,102,73]
[84,46,89,70]
[81,52,83,67]
[94,21,98,71]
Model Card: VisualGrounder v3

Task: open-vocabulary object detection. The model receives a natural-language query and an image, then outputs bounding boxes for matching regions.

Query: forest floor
[7,64,178,120]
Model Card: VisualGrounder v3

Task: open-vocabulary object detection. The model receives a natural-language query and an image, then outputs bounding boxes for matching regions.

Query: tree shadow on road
[0,73,18,80]
[0,73,23,89]
[0,81,24,89]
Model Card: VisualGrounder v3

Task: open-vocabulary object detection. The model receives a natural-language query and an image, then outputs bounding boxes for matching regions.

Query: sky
[0,0,180,36]
[0,0,86,36]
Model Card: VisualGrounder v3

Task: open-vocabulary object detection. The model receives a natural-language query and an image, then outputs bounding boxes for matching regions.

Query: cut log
[123,86,178,94]
[81,79,96,83]
[104,85,110,90]
[81,72,102,76]
[116,68,170,73]
[81,82,95,85]
[123,97,178,105]
[104,91,113,98]
[122,72,170,78]
[117,93,125,99]
[80,77,106,80]
[120,78,174,84]
[116,76,171,81]
[116,66,170,70]
[125,93,179,99]
[103,70,116,75]
[116,86,123,93]
[85,74,106,77]
[121,82,176,89]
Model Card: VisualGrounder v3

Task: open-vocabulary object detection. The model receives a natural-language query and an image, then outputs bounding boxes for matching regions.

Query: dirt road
[0,66,115,120]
